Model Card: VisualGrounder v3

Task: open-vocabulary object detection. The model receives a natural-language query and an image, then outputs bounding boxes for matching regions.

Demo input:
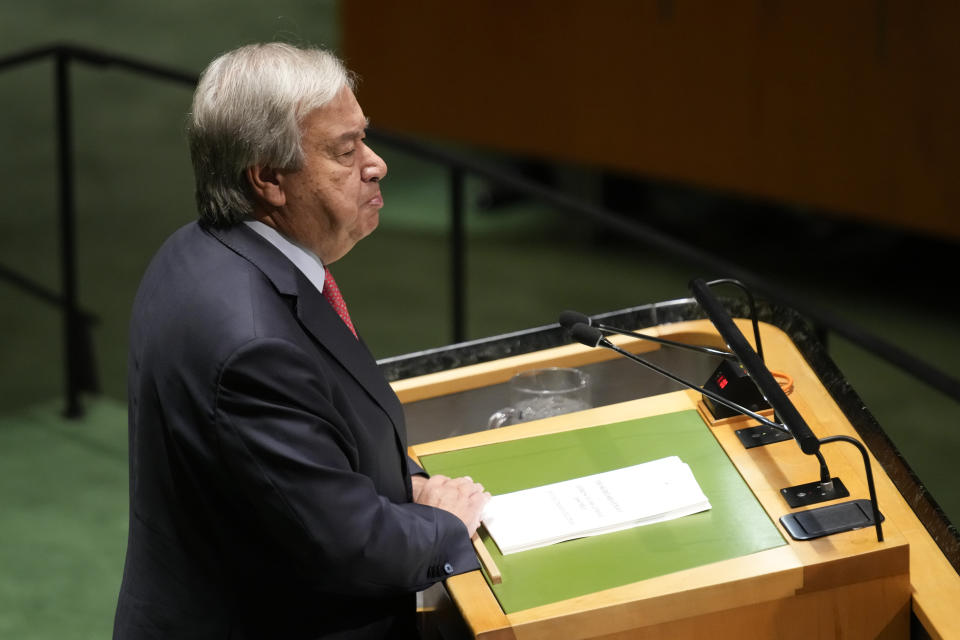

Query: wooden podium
[395,319,960,639]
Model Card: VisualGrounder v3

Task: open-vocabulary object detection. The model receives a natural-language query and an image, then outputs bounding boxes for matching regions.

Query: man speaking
[113,43,489,639]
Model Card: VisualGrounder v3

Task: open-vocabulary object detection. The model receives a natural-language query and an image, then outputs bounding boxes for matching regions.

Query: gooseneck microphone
[569,322,789,434]
[688,278,883,542]
[688,281,819,455]
[560,310,737,360]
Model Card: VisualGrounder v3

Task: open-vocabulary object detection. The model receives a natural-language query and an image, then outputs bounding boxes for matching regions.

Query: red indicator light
[718,375,728,389]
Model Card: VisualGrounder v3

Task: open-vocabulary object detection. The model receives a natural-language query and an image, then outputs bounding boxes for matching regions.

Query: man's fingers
[417,475,483,502]
[415,474,450,502]
[453,477,484,496]
[412,475,492,537]
[462,491,492,535]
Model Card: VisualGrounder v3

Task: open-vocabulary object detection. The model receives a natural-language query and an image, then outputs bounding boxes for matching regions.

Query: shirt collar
[243,221,326,295]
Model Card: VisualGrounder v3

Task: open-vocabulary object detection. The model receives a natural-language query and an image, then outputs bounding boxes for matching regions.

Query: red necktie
[323,269,357,338]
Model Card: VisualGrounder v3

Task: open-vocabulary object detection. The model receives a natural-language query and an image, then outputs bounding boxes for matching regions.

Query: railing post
[450,167,466,343]
[55,48,83,418]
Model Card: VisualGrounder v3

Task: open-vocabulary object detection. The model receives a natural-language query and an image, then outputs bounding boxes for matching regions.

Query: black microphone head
[559,310,591,329]
[571,322,605,348]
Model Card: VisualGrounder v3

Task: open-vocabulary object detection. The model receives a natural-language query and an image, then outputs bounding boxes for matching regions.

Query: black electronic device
[735,425,793,449]
[780,499,884,541]
[781,477,850,508]
[702,359,771,419]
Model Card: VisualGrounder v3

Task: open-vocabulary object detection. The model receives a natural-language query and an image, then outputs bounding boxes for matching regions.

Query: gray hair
[188,43,354,226]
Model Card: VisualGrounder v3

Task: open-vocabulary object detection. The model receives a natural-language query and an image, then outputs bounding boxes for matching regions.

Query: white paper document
[481,456,711,555]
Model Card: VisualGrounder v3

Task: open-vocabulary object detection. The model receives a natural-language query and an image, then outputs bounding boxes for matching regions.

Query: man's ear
[246,165,286,208]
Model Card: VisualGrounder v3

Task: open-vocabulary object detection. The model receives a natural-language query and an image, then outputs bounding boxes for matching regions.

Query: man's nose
[363,147,388,183]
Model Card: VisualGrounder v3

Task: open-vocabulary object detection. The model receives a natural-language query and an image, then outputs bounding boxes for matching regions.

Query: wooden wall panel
[342,1,960,238]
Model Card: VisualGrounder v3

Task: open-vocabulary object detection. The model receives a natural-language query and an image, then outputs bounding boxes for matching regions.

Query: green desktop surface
[420,409,786,613]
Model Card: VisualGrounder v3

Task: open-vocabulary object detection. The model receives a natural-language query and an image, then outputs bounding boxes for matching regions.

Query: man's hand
[412,474,491,537]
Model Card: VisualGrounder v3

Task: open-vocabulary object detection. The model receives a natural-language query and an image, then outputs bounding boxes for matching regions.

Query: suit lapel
[204,223,407,447]
[294,280,407,445]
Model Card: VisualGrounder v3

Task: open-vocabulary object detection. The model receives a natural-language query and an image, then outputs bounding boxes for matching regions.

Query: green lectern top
[419,409,785,613]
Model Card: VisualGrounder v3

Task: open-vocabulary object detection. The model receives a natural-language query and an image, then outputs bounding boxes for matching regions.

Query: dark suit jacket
[113,222,477,639]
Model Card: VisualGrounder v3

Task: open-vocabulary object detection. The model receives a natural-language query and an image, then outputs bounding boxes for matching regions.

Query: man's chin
[362,211,380,236]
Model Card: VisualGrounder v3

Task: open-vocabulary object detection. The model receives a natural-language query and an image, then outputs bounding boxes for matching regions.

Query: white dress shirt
[243,220,326,295]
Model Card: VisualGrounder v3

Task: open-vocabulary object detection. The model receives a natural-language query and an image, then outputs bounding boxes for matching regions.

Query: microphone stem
[604,340,788,433]
[704,278,764,362]
[815,450,834,490]
[819,435,884,542]
[598,325,738,360]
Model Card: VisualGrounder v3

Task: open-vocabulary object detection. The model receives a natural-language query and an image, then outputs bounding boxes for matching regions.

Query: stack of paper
[481,456,711,555]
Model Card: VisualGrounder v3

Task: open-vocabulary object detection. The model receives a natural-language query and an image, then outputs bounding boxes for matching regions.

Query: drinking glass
[487,367,591,429]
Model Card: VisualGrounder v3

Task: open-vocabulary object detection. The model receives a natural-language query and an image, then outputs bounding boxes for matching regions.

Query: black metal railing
[1,43,958,419]
[0,44,198,417]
